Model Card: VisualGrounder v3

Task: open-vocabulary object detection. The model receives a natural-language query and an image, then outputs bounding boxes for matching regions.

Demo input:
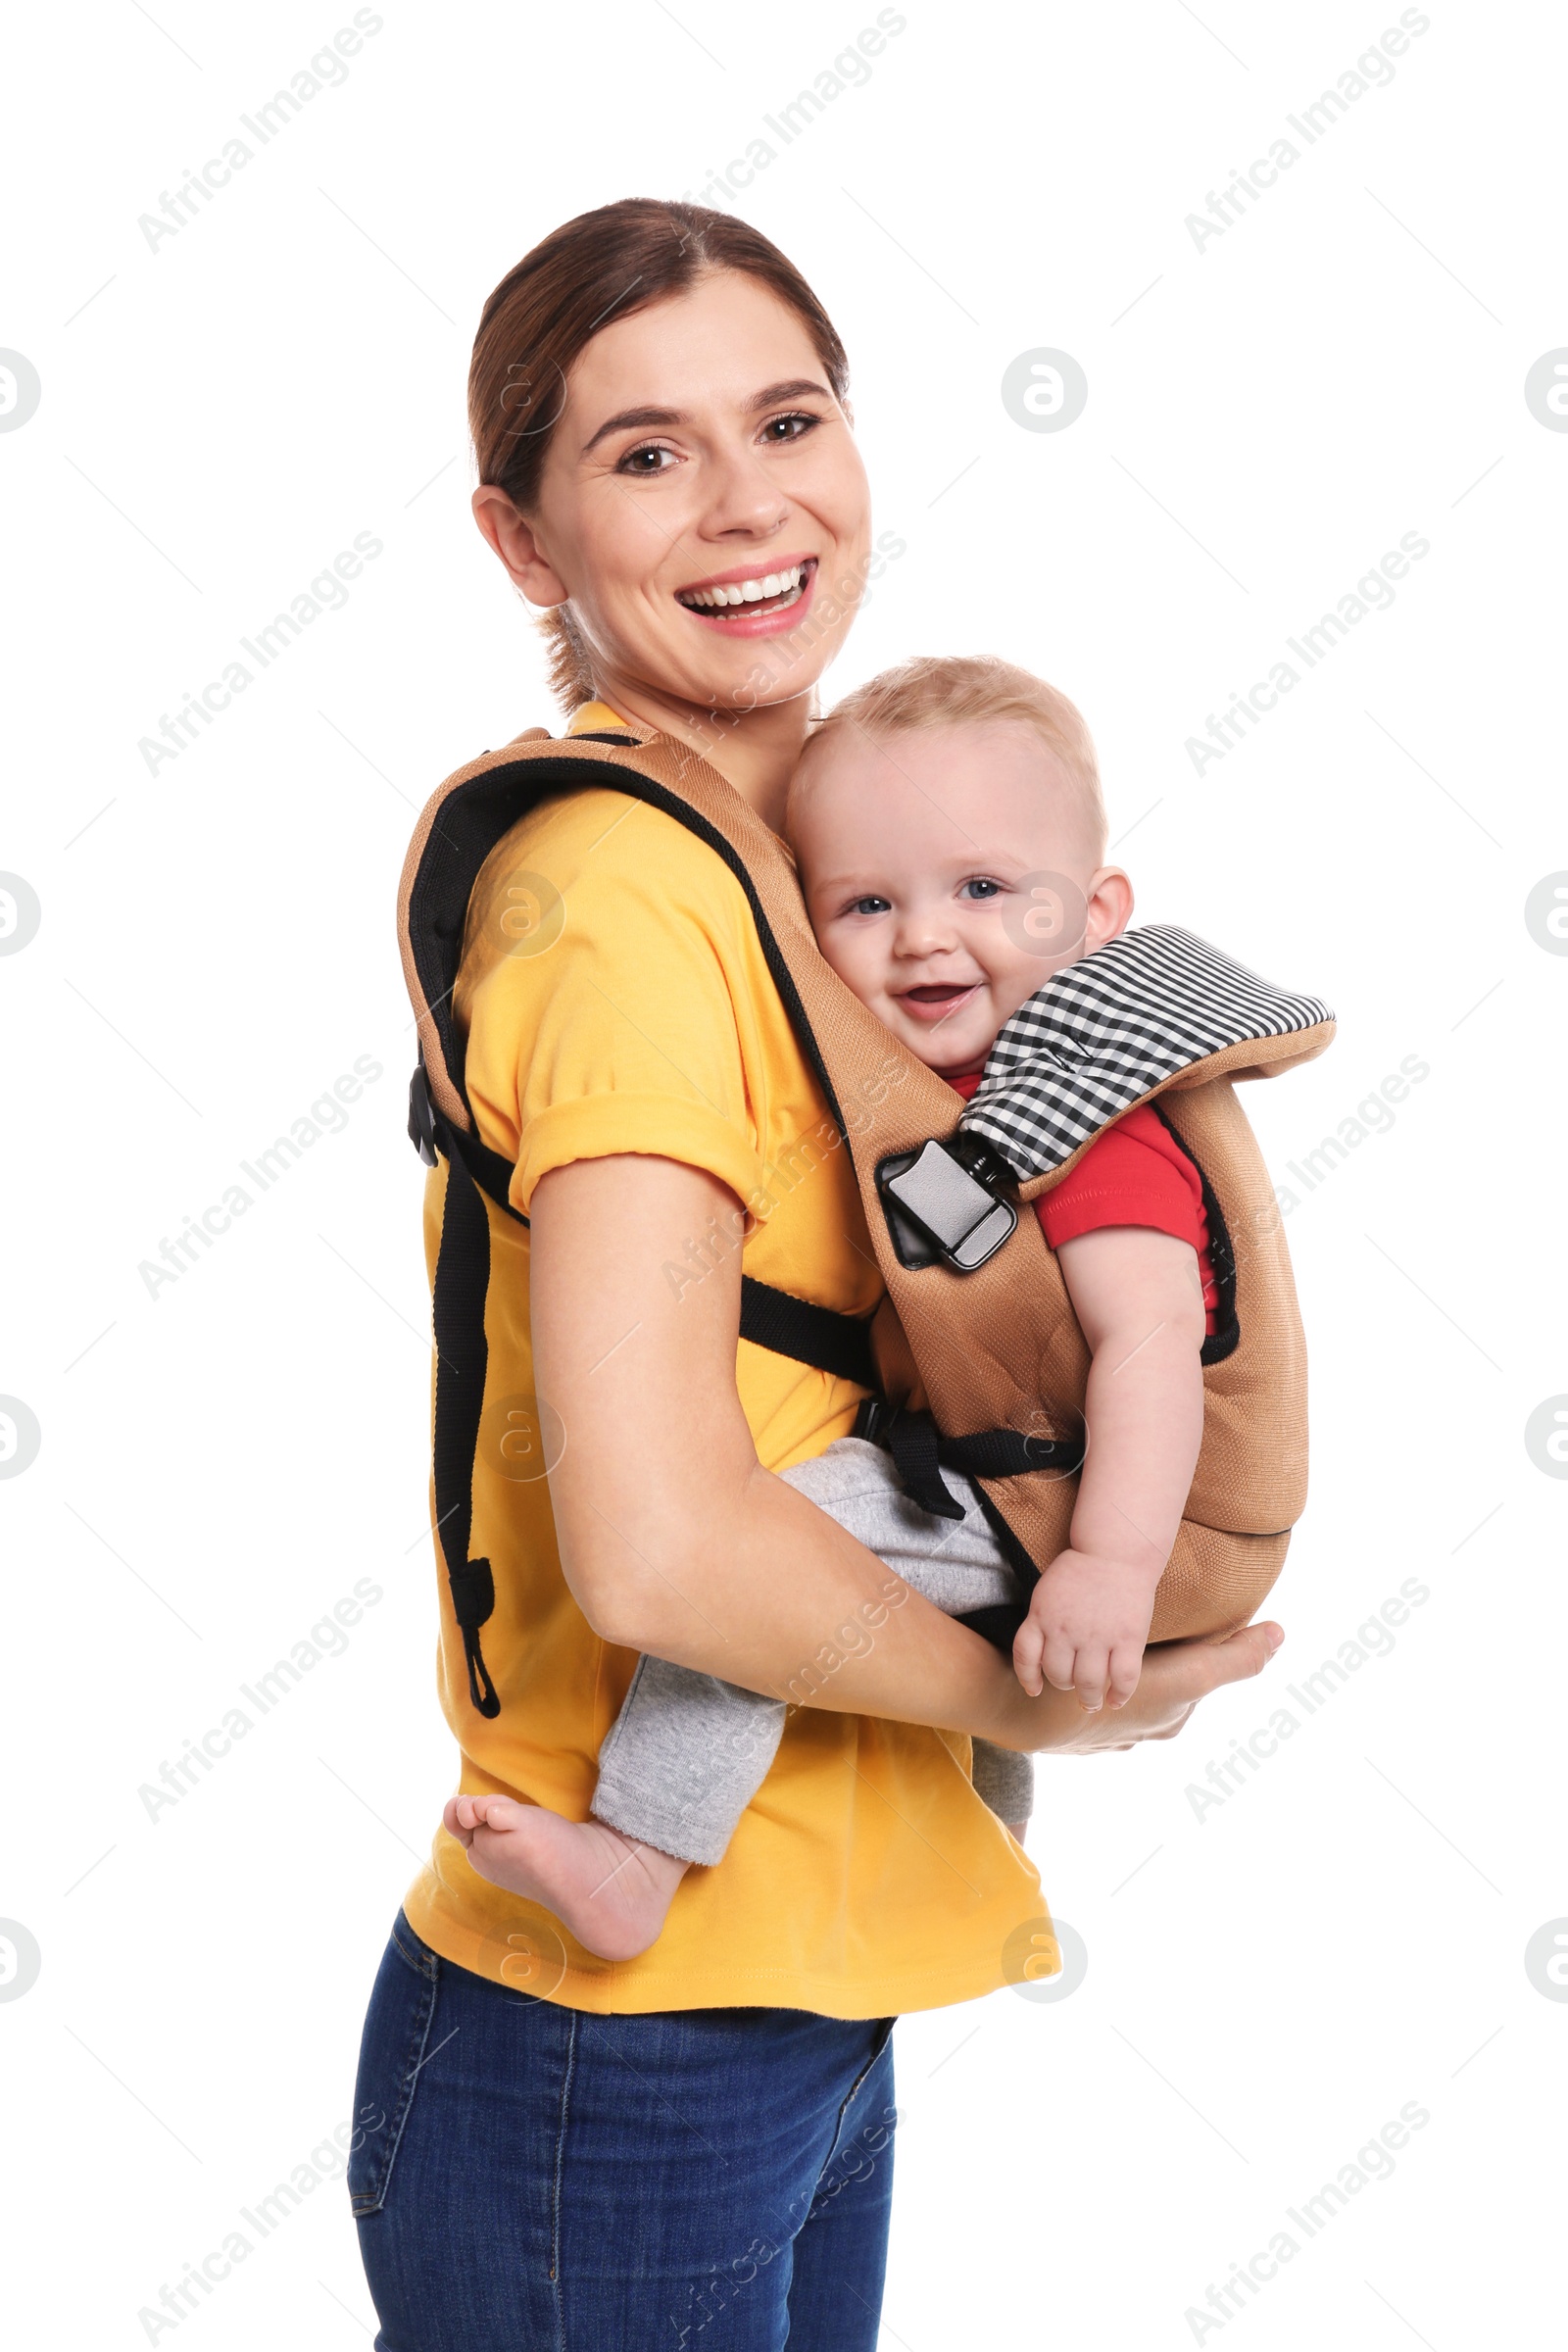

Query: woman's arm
[530,1152,1280,1754]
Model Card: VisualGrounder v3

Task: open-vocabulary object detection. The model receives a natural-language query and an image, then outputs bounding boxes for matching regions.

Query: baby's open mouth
[675,557,815,621]
[899,982,981,1023]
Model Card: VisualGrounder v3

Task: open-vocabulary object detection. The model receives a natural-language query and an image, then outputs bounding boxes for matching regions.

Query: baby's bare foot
[442,1793,690,1962]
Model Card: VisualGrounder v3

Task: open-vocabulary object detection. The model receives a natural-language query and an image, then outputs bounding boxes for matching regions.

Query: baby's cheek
[991,927,1089,1025]
[813,923,885,1004]
[985,939,1054,1023]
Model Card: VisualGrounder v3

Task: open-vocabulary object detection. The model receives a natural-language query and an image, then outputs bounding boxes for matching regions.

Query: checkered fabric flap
[958,924,1331,1181]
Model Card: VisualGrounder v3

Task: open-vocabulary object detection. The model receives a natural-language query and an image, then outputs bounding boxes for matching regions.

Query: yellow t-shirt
[401,707,1045,2014]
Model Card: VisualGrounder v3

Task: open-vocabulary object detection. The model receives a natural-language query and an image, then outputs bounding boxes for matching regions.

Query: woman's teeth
[677,564,807,612]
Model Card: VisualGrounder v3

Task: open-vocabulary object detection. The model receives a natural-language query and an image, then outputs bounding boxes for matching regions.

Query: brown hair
[469,199,851,711]
[791,654,1107,856]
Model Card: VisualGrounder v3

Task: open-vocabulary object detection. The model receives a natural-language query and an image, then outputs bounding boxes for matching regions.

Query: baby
[446,656,1215,1958]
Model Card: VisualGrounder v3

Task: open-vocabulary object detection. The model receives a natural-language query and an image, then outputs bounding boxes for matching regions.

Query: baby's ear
[1084,865,1134,948]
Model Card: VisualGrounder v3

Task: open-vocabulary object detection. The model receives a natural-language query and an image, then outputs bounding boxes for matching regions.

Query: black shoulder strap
[410,1056,874,1716]
[411,1063,873,1385]
[428,1136,502,1716]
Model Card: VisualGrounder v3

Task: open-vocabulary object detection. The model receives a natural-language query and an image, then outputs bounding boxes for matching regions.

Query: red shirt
[950,1080,1219,1333]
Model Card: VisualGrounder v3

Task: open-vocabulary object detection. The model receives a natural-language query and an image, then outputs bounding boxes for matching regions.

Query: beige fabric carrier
[399,720,1334,1715]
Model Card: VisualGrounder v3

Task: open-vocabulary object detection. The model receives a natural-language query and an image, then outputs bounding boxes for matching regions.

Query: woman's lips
[896,982,982,1025]
[674,557,818,639]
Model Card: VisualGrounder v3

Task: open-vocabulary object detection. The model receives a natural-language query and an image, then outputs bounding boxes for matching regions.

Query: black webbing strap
[429,1146,501,1718]
[414,1062,878,1716]
[855,1399,1085,1524]
[886,1407,966,1521]
[954,1600,1032,1654]
[739,1275,876,1388]
[416,1062,878,1388]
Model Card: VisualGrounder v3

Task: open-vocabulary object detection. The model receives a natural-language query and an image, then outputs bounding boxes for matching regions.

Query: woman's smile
[674,553,819,635]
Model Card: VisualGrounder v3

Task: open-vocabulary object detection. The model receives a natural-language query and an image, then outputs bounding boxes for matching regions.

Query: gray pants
[592,1437,1035,1865]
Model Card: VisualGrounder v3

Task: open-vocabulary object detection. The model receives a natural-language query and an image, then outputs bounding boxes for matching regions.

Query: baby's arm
[1013,1225,1206,1712]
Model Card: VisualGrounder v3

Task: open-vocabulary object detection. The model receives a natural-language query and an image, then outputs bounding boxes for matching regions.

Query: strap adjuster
[408,1060,439,1167]
[875,1137,1018,1272]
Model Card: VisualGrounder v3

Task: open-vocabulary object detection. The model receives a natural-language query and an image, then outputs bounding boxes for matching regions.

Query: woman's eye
[760,411,817,445]
[616,443,677,475]
[961,878,1002,901]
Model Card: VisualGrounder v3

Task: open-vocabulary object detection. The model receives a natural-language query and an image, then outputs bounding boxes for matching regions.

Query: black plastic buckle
[874,1134,1018,1272]
[854,1396,891,1445]
[408,1060,439,1168]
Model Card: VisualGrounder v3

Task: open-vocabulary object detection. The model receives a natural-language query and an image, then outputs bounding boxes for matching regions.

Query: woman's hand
[985,1621,1284,1756]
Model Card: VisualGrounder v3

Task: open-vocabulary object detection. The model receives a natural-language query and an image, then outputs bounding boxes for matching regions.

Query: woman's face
[521,270,872,714]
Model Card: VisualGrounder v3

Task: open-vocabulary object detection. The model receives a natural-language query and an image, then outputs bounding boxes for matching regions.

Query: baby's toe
[472,1794,521,1832]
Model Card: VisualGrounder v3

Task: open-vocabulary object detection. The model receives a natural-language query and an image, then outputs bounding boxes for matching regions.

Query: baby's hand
[1012,1550,1160,1712]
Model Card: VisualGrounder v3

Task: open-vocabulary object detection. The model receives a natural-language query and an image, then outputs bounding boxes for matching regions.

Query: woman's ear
[471,485,569,607]
[1083,865,1134,949]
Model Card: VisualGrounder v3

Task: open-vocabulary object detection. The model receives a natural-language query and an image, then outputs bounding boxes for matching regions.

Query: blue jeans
[350,1912,897,2350]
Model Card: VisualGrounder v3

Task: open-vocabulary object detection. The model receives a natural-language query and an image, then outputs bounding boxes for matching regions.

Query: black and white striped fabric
[959,925,1330,1181]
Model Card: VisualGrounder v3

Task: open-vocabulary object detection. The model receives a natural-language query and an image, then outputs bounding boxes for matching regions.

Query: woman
[350,199,1282,2350]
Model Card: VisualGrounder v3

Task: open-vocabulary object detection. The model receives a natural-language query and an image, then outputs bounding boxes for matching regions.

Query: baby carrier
[398,719,1333,1717]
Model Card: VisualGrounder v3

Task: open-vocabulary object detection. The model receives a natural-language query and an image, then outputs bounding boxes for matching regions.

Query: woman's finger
[1199,1621,1284,1689]
[1053,1619,1285,1752]
[1135,1622,1282,1725]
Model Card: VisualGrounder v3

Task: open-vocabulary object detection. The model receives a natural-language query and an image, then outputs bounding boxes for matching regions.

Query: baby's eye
[960,878,1003,901]
[847,895,891,917]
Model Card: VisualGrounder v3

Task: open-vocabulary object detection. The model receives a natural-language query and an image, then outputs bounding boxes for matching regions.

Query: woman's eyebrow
[745,377,832,412]
[581,405,681,456]
[580,380,834,457]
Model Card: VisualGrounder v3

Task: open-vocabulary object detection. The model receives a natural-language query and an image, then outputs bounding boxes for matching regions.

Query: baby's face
[791,720,1127,1081]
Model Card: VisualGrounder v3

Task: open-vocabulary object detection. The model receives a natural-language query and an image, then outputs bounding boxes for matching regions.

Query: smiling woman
[351,197,1281,2352]
[466,203,864,794]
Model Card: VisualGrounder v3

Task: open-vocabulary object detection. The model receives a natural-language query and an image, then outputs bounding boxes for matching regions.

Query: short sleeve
[1037,1103,1208,1256]
[455,793,769,1218]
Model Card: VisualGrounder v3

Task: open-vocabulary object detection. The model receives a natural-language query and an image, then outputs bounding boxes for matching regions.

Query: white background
[3,2,1564,2344]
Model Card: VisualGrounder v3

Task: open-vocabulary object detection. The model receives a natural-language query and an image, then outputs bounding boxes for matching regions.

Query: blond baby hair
[791,653,1107,859]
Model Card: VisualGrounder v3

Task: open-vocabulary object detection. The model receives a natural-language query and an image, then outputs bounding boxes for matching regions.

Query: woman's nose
[699,439,791,539]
